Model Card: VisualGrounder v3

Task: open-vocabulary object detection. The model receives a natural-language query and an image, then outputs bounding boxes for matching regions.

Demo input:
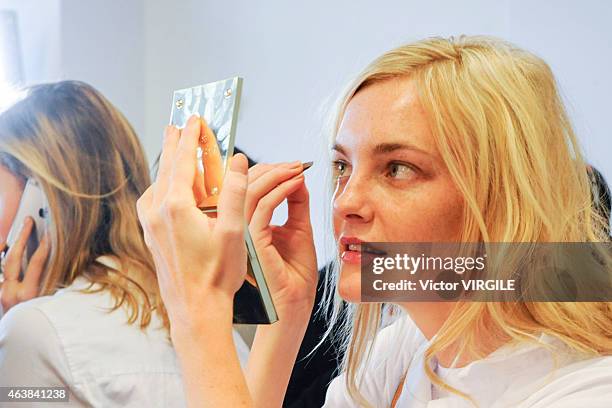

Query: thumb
[217,153,249,230]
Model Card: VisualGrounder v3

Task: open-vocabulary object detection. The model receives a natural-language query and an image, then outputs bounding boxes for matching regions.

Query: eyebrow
[332,142,429,156]
[331,143,347,155]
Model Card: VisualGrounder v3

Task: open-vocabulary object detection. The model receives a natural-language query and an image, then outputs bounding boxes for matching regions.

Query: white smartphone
[5,179,49,278]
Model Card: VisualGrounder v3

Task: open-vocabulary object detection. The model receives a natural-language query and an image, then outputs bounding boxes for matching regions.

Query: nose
[333,173,374,224]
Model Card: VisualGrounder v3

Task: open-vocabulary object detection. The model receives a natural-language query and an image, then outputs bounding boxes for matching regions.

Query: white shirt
[324,316,612,407]
[0,272,250,407]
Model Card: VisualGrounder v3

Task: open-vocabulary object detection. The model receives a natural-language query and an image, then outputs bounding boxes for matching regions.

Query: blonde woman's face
[332,77,464,302]
[0,164,25,251]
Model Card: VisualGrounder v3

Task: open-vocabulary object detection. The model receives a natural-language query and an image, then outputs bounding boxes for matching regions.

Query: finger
[245,165,304,221]
[168,115,201,202]
[22,233,51,289]
[248,163,274,184]
[285,180,312,231]
[217,153,248,233]
[136,186,156,248]
[193,163,208,207]
[192,119,209,206]
[250,174,305,232]
[153,125,180,205]
[248,162,301,185]
[136,186,154,220]
[3,217,34,280]
[1,289,18,315]
[248,163,274,183]
[199,120,224,208]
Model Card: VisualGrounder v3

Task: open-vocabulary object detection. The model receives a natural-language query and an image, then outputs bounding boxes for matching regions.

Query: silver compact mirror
[169,77,277,324]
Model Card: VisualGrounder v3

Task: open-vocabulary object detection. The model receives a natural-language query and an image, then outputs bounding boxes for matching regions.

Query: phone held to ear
[5,179,49,279]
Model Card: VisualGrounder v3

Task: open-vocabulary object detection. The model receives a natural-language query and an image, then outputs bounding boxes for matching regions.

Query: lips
[339,236,387,264]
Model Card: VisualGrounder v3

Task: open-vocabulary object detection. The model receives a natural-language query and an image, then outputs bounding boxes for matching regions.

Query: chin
[337,264,362,303]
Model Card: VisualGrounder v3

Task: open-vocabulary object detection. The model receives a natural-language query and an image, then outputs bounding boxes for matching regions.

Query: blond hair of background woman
[0,81,249,407]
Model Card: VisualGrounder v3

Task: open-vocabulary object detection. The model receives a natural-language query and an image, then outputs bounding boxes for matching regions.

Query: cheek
[0,194,22,245]
[0,174,24,246]
[331,186,341,241]
[376,184,464,242]
[333,212,341,241]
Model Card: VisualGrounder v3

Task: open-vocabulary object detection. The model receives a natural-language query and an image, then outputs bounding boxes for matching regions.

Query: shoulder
[1,296,54,339]
[1,278,125,339]
[323,315,426,407]
[1,280,185,405]
[18,279,178,370]
[1,278,175,374]
[0,294,64,349]
[0,297,73,386]
[523,355,612,408]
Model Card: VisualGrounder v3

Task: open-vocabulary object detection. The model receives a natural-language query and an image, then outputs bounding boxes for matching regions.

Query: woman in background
[0,81,248,407]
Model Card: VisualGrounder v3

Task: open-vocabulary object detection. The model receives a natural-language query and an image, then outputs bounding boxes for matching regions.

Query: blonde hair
[0,81,168,331]
[323,36,612,406]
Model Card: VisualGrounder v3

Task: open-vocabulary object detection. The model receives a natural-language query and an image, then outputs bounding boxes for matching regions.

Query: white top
[324,316,612,407]
[0,263,250,408]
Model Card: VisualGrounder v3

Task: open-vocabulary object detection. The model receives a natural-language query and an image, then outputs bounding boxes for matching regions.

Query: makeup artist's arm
[243,162,318,407]
[137,116,253,407]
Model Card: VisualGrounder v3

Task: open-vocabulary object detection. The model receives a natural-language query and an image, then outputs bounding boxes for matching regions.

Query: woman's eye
[387,163,414,179]
[332,160,348,178]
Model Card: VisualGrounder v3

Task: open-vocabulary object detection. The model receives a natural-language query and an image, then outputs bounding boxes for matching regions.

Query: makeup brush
[202,162,313,214]
[301,161,313,172]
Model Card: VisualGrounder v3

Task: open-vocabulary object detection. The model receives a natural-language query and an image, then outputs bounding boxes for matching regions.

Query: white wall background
[0,0,145,136]
[1,0,61,84]
[3,0,612,265]
[60,0,145,138]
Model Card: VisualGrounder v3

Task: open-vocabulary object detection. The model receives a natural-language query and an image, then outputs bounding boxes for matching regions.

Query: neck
[397,301,509,368]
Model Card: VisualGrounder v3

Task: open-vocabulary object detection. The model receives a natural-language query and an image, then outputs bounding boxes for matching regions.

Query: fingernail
[229,154,248,174]
[187,114,200,127]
